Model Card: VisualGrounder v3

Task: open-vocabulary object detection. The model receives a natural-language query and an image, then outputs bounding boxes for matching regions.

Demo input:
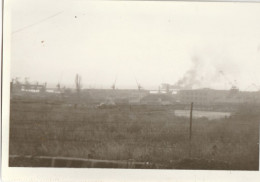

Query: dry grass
[9,101,259,169]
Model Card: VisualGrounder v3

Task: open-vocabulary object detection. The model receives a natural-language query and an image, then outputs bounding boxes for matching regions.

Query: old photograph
[6,0,260,171]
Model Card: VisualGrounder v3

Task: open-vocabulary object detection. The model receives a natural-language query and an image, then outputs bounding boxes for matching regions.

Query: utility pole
[10,79,14,93]
[75,74,82,107]
[75,74,82,95]
[189,102,193,158]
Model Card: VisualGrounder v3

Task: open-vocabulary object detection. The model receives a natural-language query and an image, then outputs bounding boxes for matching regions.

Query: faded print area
[9,0,260,170]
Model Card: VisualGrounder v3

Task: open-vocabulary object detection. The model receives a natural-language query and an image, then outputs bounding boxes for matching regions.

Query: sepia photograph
[2,0,260,177]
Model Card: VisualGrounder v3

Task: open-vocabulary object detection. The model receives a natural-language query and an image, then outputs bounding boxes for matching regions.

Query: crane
[252,83,260,90]
[14,77,20,84]
[219,70,238,90]
[57,72,63,92]
[245,83,260,91]
[111,76,117,90]
[24,77,30,84]
[135,77,142,91]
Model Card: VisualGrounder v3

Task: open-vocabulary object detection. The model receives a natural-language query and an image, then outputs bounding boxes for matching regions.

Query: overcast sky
[10,0,260,90]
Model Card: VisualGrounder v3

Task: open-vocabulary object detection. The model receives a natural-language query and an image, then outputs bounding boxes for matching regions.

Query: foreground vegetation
[9,100,259,170]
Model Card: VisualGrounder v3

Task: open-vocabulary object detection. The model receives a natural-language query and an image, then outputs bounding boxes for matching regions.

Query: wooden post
[10,80,13,93]
[189,102,193,157]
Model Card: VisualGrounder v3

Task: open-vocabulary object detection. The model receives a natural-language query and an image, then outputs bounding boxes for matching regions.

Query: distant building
[11,81,47,93]
[177,88,260,105]
[140,94,176,105]
[83,89,149,104]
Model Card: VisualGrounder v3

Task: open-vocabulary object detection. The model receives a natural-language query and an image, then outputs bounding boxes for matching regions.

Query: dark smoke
[174,56,202,89]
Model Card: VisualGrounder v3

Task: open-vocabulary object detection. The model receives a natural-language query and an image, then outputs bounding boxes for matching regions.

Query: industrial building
[10,78,260,107]
[177,88,260,105]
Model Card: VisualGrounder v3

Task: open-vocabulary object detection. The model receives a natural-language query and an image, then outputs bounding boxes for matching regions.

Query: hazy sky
[10,0,260,90]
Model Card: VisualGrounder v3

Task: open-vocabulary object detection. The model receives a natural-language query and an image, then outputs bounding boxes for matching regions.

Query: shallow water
[174,110,231,120]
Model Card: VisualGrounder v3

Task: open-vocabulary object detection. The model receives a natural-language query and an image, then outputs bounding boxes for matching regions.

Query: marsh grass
[9,101,259,169]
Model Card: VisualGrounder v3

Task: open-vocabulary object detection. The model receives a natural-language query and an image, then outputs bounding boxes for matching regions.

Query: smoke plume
[174,54,240,90]
[174,56,202,89]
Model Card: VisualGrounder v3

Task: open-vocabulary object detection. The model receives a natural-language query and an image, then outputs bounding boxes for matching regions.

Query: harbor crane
[14,77,20,84]
[219,70,238,90]
[111,76,117,90]
[135,77,142,91]
[244,83,260,91]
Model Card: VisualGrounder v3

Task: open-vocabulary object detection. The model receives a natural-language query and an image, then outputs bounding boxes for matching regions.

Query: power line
[12,11,64,35]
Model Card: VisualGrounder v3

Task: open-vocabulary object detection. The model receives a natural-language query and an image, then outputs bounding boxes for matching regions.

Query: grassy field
[9,100,259,170]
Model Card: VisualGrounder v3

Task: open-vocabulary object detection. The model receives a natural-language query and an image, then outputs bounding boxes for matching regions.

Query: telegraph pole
[189,102,193,157]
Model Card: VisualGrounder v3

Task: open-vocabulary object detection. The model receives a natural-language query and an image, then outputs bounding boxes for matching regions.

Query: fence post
[189,102,193,158]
